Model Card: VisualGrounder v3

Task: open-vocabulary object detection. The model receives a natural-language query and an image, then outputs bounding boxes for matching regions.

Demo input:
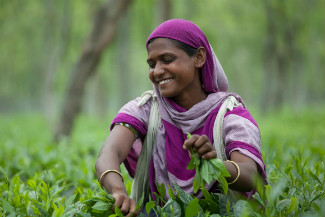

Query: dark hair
[148,38,197,57]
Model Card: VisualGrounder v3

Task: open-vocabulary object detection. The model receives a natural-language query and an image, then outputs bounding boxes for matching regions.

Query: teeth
[159,79,172,85]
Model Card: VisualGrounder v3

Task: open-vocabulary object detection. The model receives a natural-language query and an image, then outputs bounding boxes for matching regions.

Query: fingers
[119,199,130,215]
[126,200,138,217]
[202,150,217,159]
[183,134,216,159]
[113,192,137,216]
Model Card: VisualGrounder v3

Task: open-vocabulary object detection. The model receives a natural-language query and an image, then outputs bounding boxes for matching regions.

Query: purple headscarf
[146,19,228,93]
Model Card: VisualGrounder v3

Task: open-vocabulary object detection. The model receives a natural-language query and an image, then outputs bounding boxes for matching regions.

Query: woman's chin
[159,90,175,98]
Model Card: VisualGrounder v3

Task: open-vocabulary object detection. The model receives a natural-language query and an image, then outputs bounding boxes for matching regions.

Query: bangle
[226,160,240,185]
[114,122,138,139]
[99,170,124,187]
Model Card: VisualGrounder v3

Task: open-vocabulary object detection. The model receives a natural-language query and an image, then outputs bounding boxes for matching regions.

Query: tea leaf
[114,206,124,217]
[92,200,109,212]
[162,199,181,217]
[284,197,298,215]
[186,133,230,194]
[185,198,200,217]
[168,186,175,200]
[145,201,155,215]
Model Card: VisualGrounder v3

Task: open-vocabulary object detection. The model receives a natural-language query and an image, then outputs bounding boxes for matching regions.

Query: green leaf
[226,199,231,216]
[27,179,37,190]
[284,163,292,174]
[174,183,193,206]
[92,200,110,212]
[65,194,77,207]
[12,175,21,195]
[162,199,182,217]
[145,201,156,215]
[115,206,124,217]
[13,194,21,208]
[157,182,166,200]
[0,198,15,214]
[53,206,65,217]
[210,158,230,177]
[187,157,195,170]
[168,186,175,200]
[233,200,253,217]
[276,199,291,212]
[284,197,298,215]
[217,193,228,217]
[200,187,211,200]
[185,198,200,217]
[136,193,144,211]
[36,204,51,217]
[193,173,201,193]
[198,198,219,214]
[307,170,322,184]
[193,154,201,168]
[218,176,229,195]
[200,160,210,184]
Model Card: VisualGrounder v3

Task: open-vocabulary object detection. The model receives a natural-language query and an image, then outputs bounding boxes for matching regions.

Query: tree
[261,0,304,112]
[54,0,133,141]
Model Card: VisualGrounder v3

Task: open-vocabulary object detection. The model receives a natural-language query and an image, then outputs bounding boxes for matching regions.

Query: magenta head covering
[146,19,228,93]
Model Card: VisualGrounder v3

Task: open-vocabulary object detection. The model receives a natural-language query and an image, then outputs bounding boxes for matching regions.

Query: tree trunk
[42,0,57,120]
[261,0,298,112]
[159,0,172,21]
[117,10,131,107]
[54,0,133,141]
[42,0,72,122]
[261,0,276,112]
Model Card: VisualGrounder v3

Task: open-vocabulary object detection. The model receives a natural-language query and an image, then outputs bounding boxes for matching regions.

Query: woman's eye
[163,58,173,64]
[147,62,155,69]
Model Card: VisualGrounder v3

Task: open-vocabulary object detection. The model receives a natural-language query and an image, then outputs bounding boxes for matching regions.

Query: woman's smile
[157,78,174,89]
[158,78,173,85]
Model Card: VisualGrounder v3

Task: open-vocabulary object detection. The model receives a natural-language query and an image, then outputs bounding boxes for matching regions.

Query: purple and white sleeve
[109,97,152,178]
[223,106,267,180]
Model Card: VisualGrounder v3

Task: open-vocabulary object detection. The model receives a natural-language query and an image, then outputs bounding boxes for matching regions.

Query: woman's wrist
[224,160,240,184]
[100,170,127,194]
[111,185,128,195]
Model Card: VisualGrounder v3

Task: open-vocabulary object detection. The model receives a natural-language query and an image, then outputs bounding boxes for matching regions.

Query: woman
[95,19,267,216]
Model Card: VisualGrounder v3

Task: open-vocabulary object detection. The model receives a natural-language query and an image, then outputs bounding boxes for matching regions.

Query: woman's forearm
[95,125,135,195]
[95,151,127,194]
[224,161,258,192]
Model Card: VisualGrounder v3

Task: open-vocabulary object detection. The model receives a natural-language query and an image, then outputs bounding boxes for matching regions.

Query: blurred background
[0,2,324,215]
[0,0,324,139]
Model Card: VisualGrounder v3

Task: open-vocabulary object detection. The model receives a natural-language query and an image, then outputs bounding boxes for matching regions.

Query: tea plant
[0,110,324,216]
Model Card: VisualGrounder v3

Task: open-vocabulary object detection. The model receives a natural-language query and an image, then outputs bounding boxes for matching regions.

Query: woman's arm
[224,151,258,192]
[95,125,138,216]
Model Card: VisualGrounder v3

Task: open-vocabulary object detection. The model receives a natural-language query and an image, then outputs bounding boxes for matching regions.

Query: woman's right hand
[95,125,140,216]
[112,190,139,217]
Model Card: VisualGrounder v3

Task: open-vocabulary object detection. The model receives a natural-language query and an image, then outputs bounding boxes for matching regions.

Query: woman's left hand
[183,134,217,159]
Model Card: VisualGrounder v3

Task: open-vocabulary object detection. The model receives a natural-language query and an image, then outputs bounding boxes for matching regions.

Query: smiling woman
[95,19,267,216]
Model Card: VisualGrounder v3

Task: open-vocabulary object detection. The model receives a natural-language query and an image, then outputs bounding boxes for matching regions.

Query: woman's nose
[154,63,164,75]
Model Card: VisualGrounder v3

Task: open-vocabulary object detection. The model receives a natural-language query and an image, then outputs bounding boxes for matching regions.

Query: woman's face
[147,38,203,101]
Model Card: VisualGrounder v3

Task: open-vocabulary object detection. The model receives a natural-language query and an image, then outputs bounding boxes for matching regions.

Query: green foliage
[186,133,230,194]
[0,110,324,216]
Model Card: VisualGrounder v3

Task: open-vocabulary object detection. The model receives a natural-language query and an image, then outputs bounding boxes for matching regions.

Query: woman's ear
[195,47,206,68]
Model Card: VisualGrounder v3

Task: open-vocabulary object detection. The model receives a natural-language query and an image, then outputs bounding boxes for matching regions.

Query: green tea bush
[0,109,324,216]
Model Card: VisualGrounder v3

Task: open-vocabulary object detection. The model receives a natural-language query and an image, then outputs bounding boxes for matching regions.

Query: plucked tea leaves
[186,132,230,193]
